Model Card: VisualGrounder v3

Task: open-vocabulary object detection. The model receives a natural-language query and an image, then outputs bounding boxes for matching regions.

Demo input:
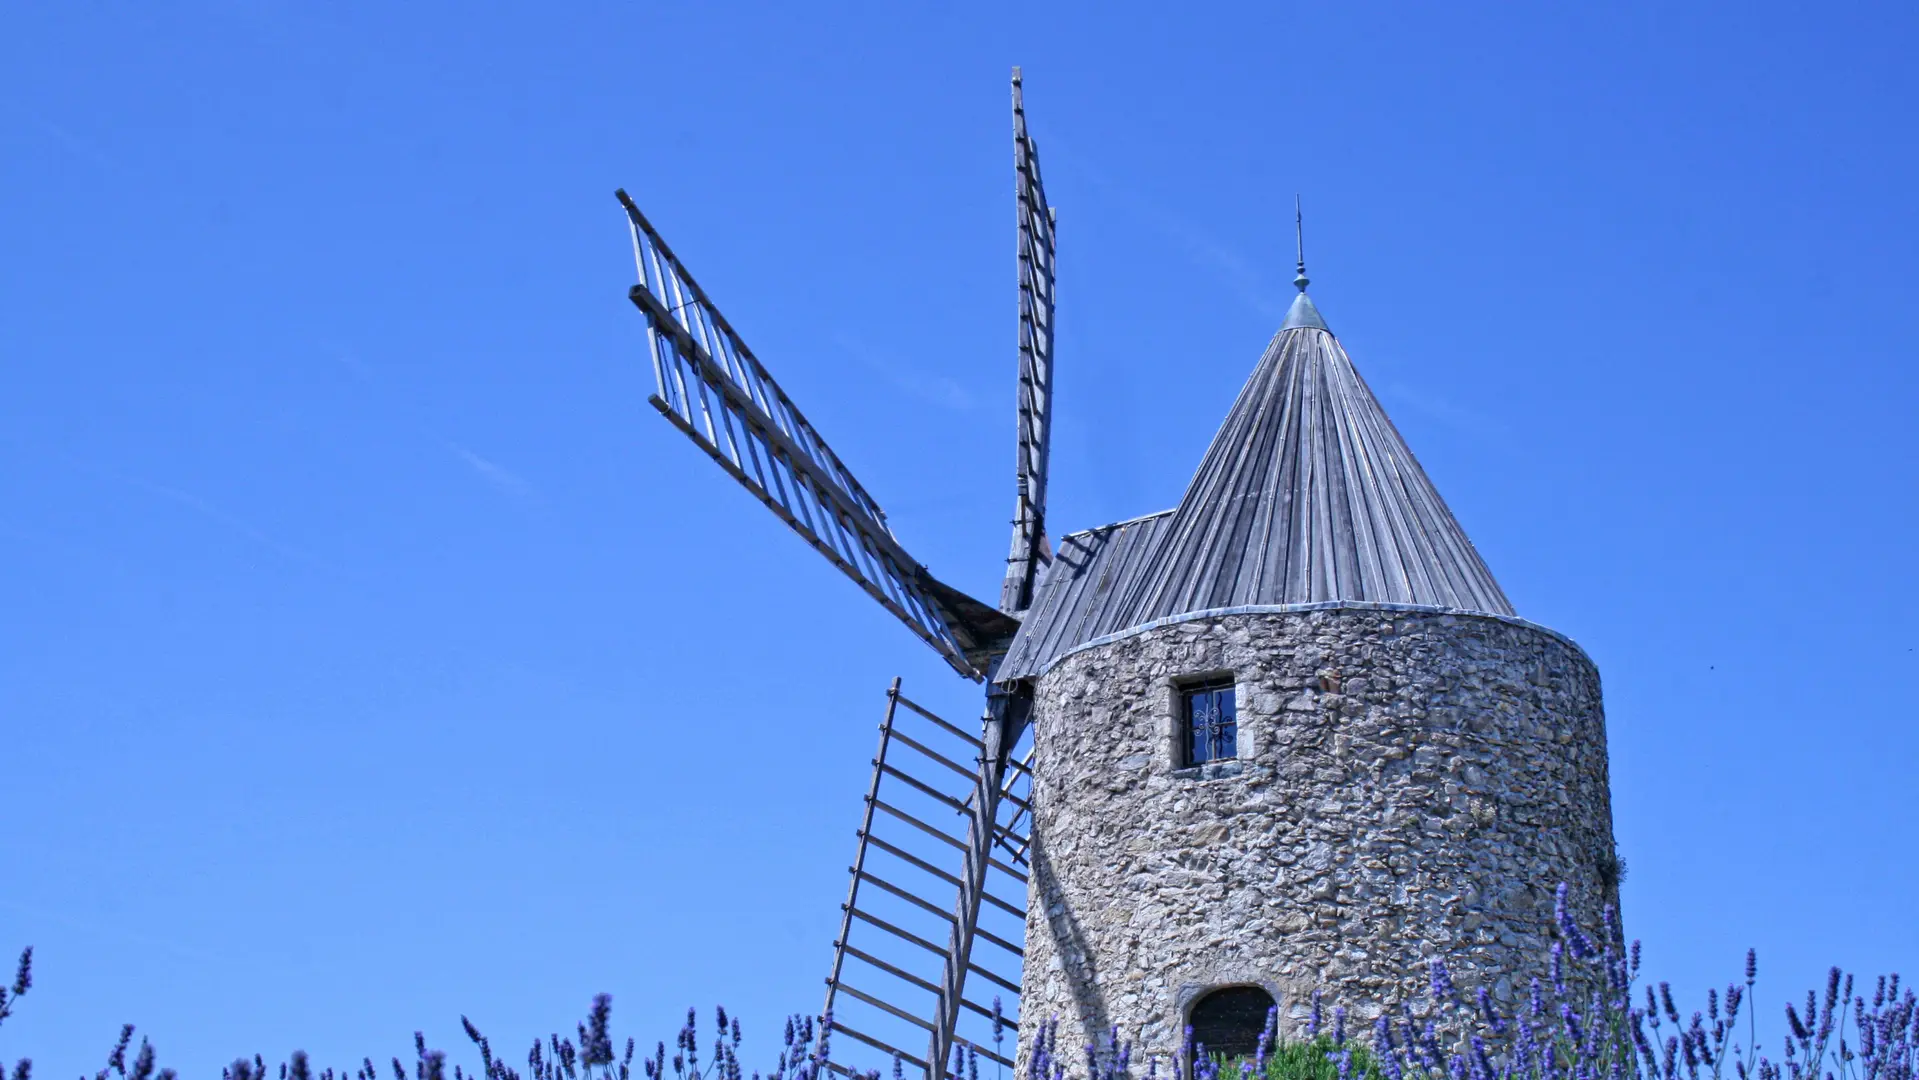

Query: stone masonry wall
[1018,606,1616,1071]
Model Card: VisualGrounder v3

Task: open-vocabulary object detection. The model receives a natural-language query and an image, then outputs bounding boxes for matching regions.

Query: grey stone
[1017,607,1617,1072]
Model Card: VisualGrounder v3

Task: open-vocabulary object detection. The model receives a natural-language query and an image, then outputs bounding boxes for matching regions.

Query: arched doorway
[1188,985,1277,1063]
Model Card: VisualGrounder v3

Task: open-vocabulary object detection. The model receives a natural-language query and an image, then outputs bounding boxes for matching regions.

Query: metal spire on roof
[1293,194,1309,292]
[1280,194,1329,331]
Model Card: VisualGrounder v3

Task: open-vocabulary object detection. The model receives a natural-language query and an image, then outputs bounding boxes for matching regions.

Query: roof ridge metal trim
[1057,507,1176,540]
[1003,601,1594,683]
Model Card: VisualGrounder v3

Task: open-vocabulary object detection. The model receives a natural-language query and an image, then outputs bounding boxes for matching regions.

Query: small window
[1182,679,1237,765]
[1188,985,1276,1063]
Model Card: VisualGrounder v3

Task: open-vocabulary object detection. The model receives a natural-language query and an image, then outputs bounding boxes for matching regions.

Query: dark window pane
[1185,690,1206,764]
[1182,681,1236,766]
[1189,985,1275,1063]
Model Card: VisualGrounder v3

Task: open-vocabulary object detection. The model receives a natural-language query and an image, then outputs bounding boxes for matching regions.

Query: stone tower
[993,281,1618,1066]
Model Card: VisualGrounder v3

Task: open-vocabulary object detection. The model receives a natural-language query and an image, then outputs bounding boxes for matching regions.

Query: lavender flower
[19,882,1919,1080]
[1375,1016,1404,1080]
[1418,1020,1444,1073]
[1476,987,1507,1036]
[582,997,614,1068]
[0,948,31,1028]
[1469,1036,1495,1080]
[1562,1002,1587,1047]
[1783,1003,1813,1047]
[1557,883,1599,960]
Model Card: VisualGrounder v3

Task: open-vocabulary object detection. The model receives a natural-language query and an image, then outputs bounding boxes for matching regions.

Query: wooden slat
[893,695,983,751]
[871,798,965,851]
[858,869,958,924]
[959,960,1020,996]
[879,762,971,816]
[837,943,1019,1029]
[964,1043,1016,1072]
[887,729,979,785]
[871,799,1028,885]
[822,683,902,1033]
[844,910,1019,993]
[857,871,1024,958]
[862,834,1024,920]
[829,980,934,1033]
[828,1022,928,1072]
[850,907,950,961]
[839,941,941,998]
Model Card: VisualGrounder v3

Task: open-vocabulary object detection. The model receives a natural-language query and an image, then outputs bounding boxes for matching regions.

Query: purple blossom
[1562,1002,1587,1047]
[25,881,1919,1080]
[1469,1036,1495,1080]
[1418,1021,1444,1073]
[9,948,30,999]
[1557,883,1599,960]
[1476,987,1507,1036]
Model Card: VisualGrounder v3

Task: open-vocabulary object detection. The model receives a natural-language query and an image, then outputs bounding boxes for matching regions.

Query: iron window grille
[1182,679,1237,766]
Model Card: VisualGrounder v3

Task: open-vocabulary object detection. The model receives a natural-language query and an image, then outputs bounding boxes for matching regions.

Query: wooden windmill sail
[617,69,1058,1080]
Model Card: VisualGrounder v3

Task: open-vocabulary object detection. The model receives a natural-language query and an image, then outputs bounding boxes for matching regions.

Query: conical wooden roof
[1114,292,1512,622]
[998,291,1512,680]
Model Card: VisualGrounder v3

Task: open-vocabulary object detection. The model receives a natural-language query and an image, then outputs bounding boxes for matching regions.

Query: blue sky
[4,2,1917,1077]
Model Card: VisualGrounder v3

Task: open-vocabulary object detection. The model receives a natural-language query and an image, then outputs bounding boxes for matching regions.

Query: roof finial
[1293,194,1310,292]
[1279,195,1329,332]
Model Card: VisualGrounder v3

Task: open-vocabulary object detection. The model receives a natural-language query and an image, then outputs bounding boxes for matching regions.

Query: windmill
[620,65,1621,1080]
[617,70,1057,1080]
